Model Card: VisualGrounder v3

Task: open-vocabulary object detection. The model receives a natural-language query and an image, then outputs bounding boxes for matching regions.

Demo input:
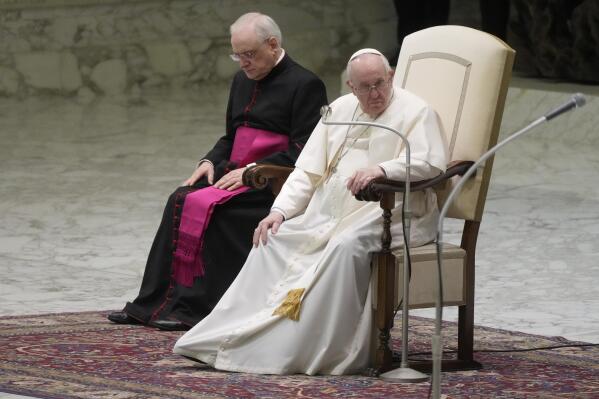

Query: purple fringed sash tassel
[172,127,289,287]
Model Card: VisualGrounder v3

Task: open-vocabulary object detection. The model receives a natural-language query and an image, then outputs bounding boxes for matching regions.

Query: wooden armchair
[366,25,515,373]
[243,25,515,374]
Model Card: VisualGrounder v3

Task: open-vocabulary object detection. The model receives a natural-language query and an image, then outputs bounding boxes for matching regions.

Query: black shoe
[107,311,141,325]
[149,319,190,331]
[182,355,208,365]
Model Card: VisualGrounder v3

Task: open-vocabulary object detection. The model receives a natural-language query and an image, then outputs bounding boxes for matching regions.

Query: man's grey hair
[230,12,283,46]
[346,49,392,81]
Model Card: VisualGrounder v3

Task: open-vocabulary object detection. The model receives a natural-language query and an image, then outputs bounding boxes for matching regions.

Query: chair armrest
[242,164,294,195]
[356,160,475,201]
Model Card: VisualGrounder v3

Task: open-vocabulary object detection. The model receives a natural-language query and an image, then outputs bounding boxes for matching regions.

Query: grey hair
[230,12,283,46]
[346,52,392,82]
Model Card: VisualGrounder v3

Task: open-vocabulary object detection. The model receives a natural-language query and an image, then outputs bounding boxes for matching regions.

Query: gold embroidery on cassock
[272,288,306,321]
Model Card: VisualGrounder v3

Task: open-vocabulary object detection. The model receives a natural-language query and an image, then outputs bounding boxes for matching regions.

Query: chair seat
[371,243,466,309]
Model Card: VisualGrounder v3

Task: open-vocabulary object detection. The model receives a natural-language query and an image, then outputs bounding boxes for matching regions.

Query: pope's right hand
[253,212,284,247]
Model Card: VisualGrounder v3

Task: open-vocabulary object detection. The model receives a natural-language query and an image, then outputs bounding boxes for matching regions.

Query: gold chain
[331,104,367,173]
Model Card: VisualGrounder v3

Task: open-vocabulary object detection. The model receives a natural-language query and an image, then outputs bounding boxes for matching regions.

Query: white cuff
[377,164,388,177]
[197,159,214,169]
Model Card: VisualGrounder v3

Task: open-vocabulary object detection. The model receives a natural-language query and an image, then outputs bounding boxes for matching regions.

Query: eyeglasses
[229,40,268,62]
[352,79,391,95]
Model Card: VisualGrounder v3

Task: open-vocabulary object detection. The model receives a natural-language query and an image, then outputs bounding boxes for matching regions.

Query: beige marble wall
[0,0,396,99]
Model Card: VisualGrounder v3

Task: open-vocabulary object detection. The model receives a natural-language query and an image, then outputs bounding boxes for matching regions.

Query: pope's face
[348,56,394,117]
[231,27,279,81]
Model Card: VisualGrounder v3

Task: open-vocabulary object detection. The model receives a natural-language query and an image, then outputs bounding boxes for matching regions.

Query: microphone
[320,105,332,119]
[431,93,587,399]
[544,93,586,121]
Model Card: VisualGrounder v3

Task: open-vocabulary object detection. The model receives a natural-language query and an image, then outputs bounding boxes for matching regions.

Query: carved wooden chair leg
[374,192,396,374]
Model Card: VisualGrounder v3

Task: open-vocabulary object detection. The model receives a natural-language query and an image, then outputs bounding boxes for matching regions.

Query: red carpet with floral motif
[0,311,597,398]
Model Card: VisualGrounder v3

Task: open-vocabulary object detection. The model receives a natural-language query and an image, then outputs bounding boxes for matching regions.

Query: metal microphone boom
[320,105,429,383]
[431,93,587,398]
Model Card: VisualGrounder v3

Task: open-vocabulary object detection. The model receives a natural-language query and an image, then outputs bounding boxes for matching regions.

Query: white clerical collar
[275,49,285,65]
[356,109,373,121]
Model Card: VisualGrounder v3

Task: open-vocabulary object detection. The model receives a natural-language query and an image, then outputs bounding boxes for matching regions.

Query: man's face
[347,56,394,117]
[231,26,279,81]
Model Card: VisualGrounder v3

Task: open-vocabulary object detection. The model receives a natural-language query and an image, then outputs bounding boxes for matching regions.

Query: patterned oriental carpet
[0,312,597,399]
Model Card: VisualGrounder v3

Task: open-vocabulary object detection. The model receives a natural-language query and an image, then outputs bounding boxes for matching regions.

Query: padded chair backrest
[394,25,515,221]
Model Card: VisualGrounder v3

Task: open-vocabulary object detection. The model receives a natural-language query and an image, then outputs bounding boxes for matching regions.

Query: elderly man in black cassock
[107,12,328,331]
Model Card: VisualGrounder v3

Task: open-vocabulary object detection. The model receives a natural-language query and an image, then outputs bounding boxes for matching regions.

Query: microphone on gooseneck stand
[320,104,429,384]
[431,93,587,399]
[544,93,586,120]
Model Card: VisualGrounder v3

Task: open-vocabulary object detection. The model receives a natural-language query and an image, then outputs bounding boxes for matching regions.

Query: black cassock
[123,54,328,327]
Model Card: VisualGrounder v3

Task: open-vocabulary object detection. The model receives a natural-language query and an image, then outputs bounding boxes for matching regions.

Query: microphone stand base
[380,367,429,383]
[409,358,483,373]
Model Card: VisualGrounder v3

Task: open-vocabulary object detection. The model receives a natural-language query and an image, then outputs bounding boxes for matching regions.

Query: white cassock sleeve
[378,106,447,181]
[270,117,331,220]
[270,168,320,220]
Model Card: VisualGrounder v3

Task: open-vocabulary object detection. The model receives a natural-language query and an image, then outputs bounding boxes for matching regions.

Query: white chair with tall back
[366,25,515,373]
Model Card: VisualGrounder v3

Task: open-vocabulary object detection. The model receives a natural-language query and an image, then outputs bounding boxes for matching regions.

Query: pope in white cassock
[173,48,448,375]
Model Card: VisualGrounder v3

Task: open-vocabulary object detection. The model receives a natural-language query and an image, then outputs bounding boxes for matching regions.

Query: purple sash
[172,127,289,287]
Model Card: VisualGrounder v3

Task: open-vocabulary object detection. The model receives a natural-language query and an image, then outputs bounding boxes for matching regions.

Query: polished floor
[1,75,598,381]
